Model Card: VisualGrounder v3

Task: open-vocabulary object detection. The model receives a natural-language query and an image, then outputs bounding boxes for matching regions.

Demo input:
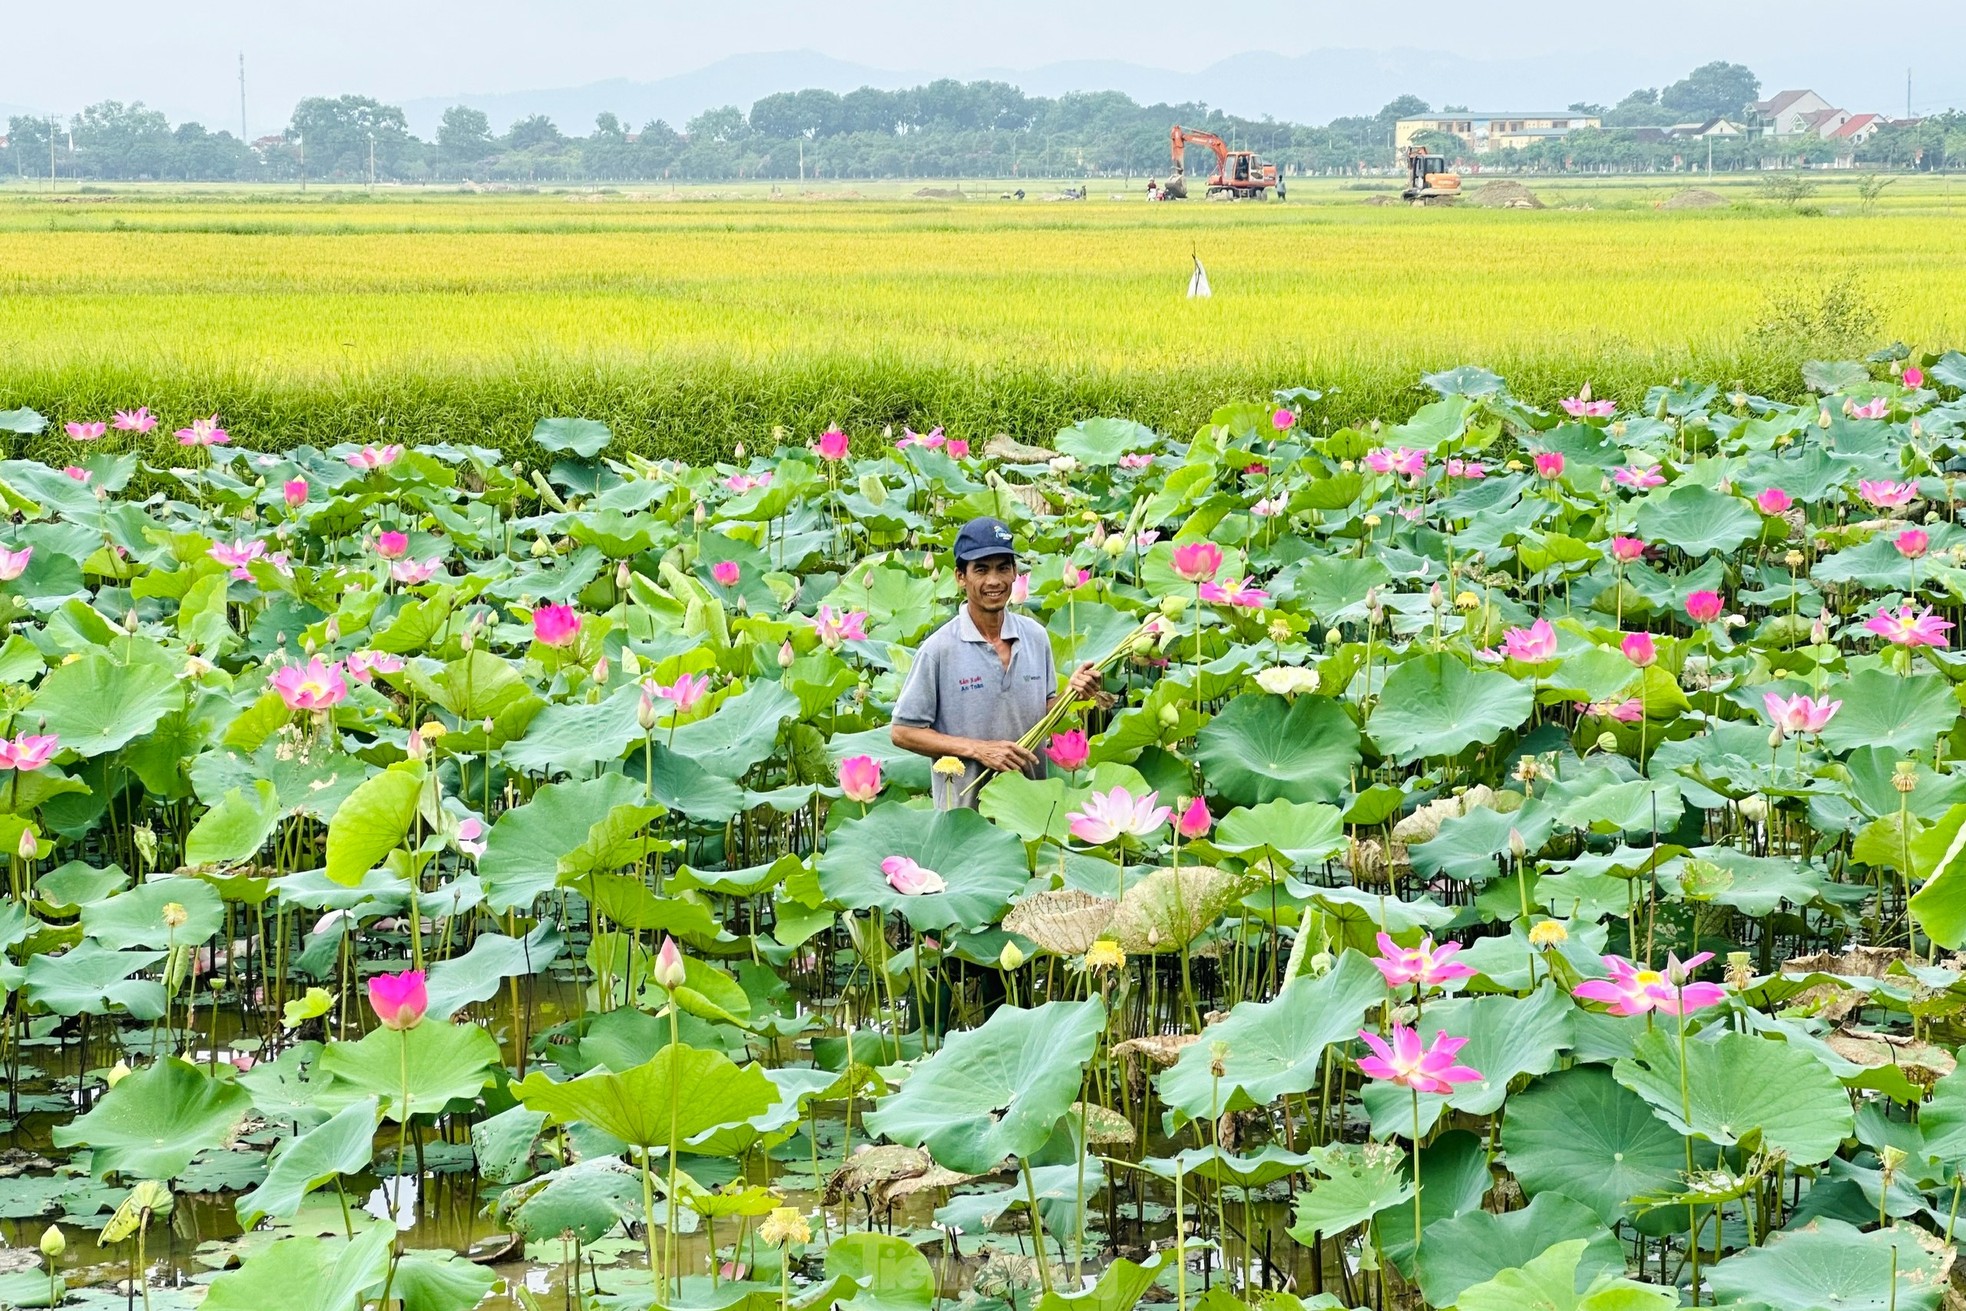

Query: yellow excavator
[1401,146,1462,205]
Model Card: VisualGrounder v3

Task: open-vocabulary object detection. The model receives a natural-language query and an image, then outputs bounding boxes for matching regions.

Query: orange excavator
[1161,125,1283,200]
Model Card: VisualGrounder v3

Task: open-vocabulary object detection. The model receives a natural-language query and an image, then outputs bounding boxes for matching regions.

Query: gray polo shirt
[892,606,1056,809]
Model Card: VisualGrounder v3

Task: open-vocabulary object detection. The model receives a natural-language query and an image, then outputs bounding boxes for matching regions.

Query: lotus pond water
[5,351,1966,1311]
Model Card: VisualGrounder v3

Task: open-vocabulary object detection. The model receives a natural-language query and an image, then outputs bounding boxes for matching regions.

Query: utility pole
[238,52,248,143]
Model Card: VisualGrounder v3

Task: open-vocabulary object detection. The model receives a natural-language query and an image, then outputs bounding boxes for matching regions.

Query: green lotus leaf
[1632,483,1761,555]
[183,781,281,866]
[1501,1066,1692,1226]
[1414,1191,1625,1309]
[477,772,660,914]
[1368,653,1533,764]
[824,1232,937,1311]
[235,1097,381,1227]
[1706,1218,1940,1311]
[817,803,1028,932]
[324,761,426,886]
[1285,1141,1412,1243]
[512,1042,778,1151]
[392,1250,503,1311]
[530,416,612,457]
[423,921,563,1020]
[1157,951,1385,1122]
[669,680,801,779]
[52,1055,253,1180]
[1821,668,1959,755]
[1372,1130,1492,1272]
[21,940,166,1018]
[1211,798,1346,868]
[1454,1237,1677,1311]
[1194,693,1361,806]
[1910,803,1966,949]
[863,999,1105,1174]
[1612,1026,1853,1164]
[81,874,222,950]
[1054,416,1156,466]
[201,1224,393,1311]
[25,649,182,758]
[493,1157,641,1245]
[317,1020,503,1122]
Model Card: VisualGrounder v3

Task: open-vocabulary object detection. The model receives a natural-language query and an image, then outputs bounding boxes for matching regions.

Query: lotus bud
[1102,533,1127,558]
[460,631,474,651]
[1768,725,1786,749]
[922,551,935,572]
[999,941,1026,971]
[162,902,188,930]
[406,729,425,759]
[1507,828,1527,859]
[39,1225,63,1260]
[1739,794,1769,823]
[733,442,746,459]
[1324,628,1342,646]
[1087,523,1108,549]
[107,1061,130,1088]
[1147,926,1162,948]
[592,656,610,685]
[637,687,660,732]
[1429,582,1443,609]
[653,937,688,990]
[1929,509,1944,525]
[482,716,494,736]
[778,640,796,669]
[1158,704,1182,728]
[1159,594,1188,619]
[17,829,38,860]
[1654,395,1670,420]
[1818,407,1832,429]
[1595,731,1619,753]
[694,503,706,527]
[1810,614,1829,644]
[616,560,632,588]
[529,534,553,558]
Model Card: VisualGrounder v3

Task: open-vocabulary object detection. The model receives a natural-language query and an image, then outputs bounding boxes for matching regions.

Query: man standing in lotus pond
[891,516,1105,809]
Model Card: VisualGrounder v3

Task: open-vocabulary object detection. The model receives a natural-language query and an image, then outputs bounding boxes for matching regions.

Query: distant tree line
[7,63,1962,184]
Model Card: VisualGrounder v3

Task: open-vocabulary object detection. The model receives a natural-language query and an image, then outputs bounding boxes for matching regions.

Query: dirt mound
[1362,194,1399,206]
[913,187,966,200]
[1660,188,1728,210]
[1468,180,1544,209]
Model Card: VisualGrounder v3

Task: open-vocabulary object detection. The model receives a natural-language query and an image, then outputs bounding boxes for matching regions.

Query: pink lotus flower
[838,754,882,803]
[1356,1024,1483,1094]
[375,531,409,560]
[1560,395,1616,419]
[1621,632,1656,666]
[175,415,229,447]
[644,672,711,718]
[1371,932,1477,990]
[532,603,581,647]
[65,421,106,441]
[814,604,869,647]
[1045,730,1090,772]
[1904,365,1926,388]
[1763,691,1841,735]
[882,855,947,896]
[711,560,741,587]
[1685,590,1723,624]
[368,969,428,1031]
[1573,952,1726,1017]
[1010,573,1029,604]
[1172,541,1224,583]
[1136,531,1160,548]
[1754,487,1794,515]
[1847,397,1889,421]
[1251,497,1284,518]
[1614,464,1666,489]
[814,428,850,461]
[345,651,406,683]
[1609,536,1647,563]
[1062,564,1090,587]
[1895,529,1929,559]
[1581,697,1644,722]
[1859,480,1916,510]
[1533,451,1565,479]
[347,444,403,470]
[1199,576,1270,608]
[724,472,771,494]
[652,937,687,989]
[209,538,266,579]
[1067,785,1172,845]
[1866,604,1952,648]
[112,407,158,432]
[1119,453,1154,469]
[455,816,486,858]
[0,734,60,771]
[1501,618,1558,663]
[1364,447,1425,478]
[271,657,349,711]
[283,478,308,507]
[1446,458,1486,479]
[1175,795,1212,840]
[897,427,946,450]
[1272,408,1296,431]
[62,466,91,483]
[390,557,442,585]
[0,546,33,580]
[947,439,970,459]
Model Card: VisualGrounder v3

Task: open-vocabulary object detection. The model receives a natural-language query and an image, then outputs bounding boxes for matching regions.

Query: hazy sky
[6,0,1959,128]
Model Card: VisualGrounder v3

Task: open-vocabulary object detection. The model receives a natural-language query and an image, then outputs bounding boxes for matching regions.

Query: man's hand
[1064,662,1116,709]
[969,739,1039,773]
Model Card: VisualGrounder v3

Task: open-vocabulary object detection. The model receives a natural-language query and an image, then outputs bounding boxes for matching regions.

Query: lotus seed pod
[161,901,188,930]
[1595,732,1619,753]
[1894,771,1918,794]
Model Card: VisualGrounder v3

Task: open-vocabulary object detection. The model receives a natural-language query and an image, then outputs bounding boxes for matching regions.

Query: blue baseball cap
[953,516,1018,564]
